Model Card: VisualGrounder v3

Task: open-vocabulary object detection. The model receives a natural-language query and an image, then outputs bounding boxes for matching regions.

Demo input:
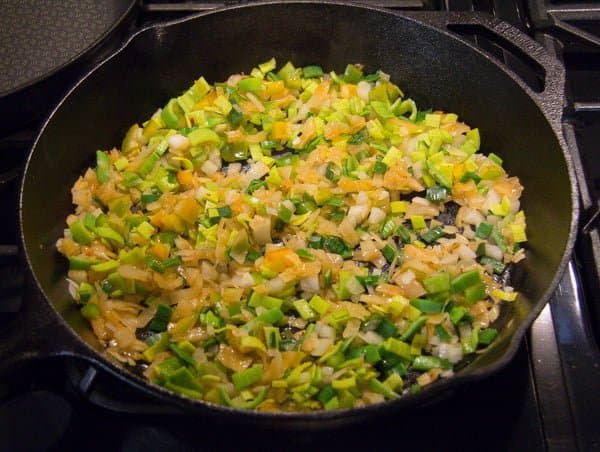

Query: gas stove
[1,1,599,450]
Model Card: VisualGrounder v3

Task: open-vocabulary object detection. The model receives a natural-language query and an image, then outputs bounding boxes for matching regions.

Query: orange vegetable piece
[174,197,200,224]
[339,83,358,99]
[176,170,194,187]
[265,80,286,97]
[148,242,170,260]
[338,177,375,193]
[263,247,301,272]
[161,213,186,234]
[271,121,291,141]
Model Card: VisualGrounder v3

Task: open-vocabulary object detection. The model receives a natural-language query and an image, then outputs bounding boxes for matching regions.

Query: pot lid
[0,0,135,97]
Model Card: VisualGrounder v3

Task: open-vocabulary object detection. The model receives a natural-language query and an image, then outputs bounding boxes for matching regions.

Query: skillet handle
[406,12,566,130]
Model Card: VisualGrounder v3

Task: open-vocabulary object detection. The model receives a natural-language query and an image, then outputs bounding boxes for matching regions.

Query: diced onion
[316,322,336,339]
[485,243,503,261]
[359,331,384,345]
[437,343,464,364]
[357,81,371,101]
[168,133,190,153]
[368,207,386,225]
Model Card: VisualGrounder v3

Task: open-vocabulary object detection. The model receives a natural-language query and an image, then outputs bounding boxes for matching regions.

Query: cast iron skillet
[15,1,578,428]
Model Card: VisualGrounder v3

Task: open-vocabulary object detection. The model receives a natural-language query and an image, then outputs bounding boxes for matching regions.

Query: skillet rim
[18,0,579,422]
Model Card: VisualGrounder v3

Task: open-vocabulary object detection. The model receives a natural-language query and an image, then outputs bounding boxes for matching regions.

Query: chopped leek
[57,59,527,412]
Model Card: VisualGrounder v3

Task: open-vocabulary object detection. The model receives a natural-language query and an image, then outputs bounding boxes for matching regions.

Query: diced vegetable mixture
[57,59,527,411]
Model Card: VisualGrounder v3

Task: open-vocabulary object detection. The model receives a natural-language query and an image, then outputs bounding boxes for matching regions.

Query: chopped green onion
[246,179,266,194]
[323,235,352,258]
[450,269,481,293]
[356,275,380,287]
[371,160,388,175]
[100,279,113,295]
[343,64,363,83]
[277,205,293,223]
[308,295,331,315]
[248,292,283,310]
[227,108,243,127]
[169,342,195,367]
[435,324,451,341]
[90,260,119,273]
[260,140,278,149]
[369,378,399,399]
[379,218,396,239]
[307,233,323,249]
[138,151,160,177]
[123,172,143,188]
[142,332,170,361]
[478,328,498,345]
[69,256,96,270]
[264,326,281,349]
[149,303,173,332]
[449,306,468,324]
[325,162,341,182]
[323,269,332,288]
[376,318,399,338]
[382,337,412,360]
[491,230,507,253]
[78,282,94,303]
[80,303,101,320]
[460,171,481,183]
[69,220,95,245]
[238,77,262,92]
[157,231,177,246]
[396,225,411,243]
[410,298,444,313]
[246,249,262,262]
[381,244,396,263]
[400,316,427,342]
[255,308,284,325]
[423,272,450,294]
[347,344,381,365]
[141,192,161,204]
[218,206,232,218]
[323,196,344,208]
[221,386,266,408]
[165,367,202,397]
[420,226,444,244]
[332,376,356,390]
[145,254,182,273]
[293,299,316,321]
[488,153,503,166]
[410,215,426,230]
[317,384,336,405]
[480,256,506,274]
[464,282,487,303]
[347,132,366,145]
[295,248,315,261]
[412,355,451,371]
[475,222,493,239]
[232,365,263,390]
[426,186,448,203]
[303,65,324,78]
[95,151,111,184]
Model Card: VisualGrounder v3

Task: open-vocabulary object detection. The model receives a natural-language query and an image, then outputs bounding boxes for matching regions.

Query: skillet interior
[20,2,575,416]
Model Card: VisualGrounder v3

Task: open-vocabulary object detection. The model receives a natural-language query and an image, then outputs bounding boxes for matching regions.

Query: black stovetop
[1,1,599,451]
